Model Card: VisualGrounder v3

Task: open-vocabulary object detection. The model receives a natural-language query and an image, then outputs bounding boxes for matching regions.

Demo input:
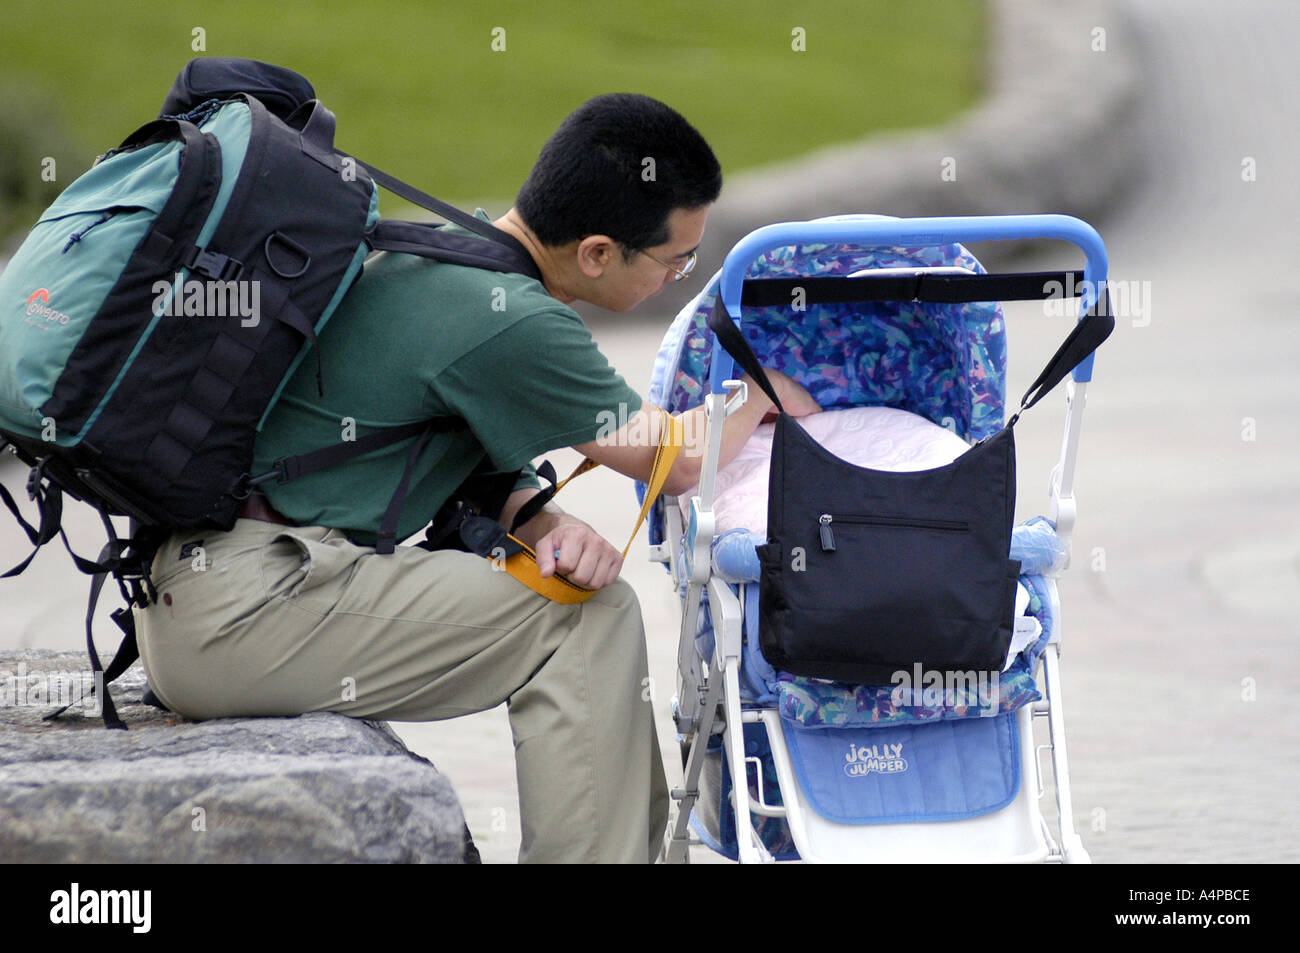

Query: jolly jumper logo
[25,288,73,325]
[844,742,909,777]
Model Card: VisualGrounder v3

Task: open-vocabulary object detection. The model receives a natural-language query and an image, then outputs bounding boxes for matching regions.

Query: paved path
[395,0,1300,863]
[3,0,1296,863]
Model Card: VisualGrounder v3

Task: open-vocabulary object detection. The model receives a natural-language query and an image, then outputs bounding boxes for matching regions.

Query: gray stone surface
[0,649,474,863]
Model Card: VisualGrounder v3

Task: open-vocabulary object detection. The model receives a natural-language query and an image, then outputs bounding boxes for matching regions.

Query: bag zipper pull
[62,210,115,253]
[819,513,835,552]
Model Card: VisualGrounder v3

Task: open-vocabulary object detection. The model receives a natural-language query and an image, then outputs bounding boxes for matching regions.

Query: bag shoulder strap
[707,284,1115,428]
[1006,288,1114,426]
[707,297,786,412]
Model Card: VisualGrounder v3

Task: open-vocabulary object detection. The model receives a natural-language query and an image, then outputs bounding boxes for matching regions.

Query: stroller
[643,214,1108,863]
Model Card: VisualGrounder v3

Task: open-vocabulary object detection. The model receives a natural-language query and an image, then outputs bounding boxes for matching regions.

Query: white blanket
[680,406,972,538]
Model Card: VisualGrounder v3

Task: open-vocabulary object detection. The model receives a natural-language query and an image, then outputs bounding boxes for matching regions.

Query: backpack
[0,57,545,727]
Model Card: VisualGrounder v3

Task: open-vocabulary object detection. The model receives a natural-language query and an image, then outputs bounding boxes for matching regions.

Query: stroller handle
[710,214,1109,394]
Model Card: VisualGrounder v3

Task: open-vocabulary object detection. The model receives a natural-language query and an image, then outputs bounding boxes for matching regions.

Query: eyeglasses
[635,246,698,281]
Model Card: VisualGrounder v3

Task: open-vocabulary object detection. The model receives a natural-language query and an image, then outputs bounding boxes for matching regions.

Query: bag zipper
[59,206,143,253]
[818,512,970,552]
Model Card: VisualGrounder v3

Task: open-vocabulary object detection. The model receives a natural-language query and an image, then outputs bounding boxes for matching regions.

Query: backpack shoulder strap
[349,157,542,282]
[366,219,541,280]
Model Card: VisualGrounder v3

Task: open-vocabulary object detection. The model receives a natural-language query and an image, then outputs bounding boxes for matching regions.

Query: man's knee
[571,577,648,673]
[588,576,641,614]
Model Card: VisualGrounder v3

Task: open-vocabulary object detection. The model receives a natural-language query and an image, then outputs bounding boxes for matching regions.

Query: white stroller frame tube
[671,384,746,737]
[1049,379,1087,563]
[1039,640,1092,863]
[663,383,752,863]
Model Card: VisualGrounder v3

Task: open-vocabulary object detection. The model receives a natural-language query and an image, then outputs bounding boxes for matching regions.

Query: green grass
[2,0,984,216]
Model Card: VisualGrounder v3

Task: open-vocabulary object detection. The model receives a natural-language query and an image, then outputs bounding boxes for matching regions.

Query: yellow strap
[500,540,602,604]
[492,409,685,603]
[618,410,684,559]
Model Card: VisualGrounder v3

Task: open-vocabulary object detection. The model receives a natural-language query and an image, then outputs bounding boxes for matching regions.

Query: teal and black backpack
[0,57,541,726]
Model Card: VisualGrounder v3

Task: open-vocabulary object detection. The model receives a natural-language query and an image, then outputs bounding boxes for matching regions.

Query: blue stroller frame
[646,214,1106,863]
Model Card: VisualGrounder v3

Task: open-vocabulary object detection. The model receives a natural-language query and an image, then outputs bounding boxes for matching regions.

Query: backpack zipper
[818,512,970,552]
[60,206,142,253]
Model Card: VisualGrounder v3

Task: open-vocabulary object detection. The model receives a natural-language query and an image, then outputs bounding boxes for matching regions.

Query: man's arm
[502,369,818,591]
[573,369,820,495]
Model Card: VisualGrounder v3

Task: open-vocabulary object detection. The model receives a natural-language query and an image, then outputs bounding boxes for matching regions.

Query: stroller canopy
[648,218,1008,443]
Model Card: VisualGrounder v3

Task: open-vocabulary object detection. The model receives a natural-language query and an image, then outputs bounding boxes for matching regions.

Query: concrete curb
[634,0,1144,318]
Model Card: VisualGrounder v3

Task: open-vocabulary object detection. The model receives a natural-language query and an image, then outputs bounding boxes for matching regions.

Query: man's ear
[576,234,618,278]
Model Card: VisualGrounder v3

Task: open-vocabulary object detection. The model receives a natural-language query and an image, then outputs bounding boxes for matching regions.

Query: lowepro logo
[24,289,74,326]
[844,742,909,778]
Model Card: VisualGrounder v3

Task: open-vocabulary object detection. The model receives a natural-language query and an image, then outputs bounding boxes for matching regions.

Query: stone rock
[0,649,476,863]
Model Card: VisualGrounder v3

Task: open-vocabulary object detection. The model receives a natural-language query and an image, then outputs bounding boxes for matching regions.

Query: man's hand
[533,515,624,590]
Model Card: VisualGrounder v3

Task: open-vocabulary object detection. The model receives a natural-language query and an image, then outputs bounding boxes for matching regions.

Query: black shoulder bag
[707,280,1113,685]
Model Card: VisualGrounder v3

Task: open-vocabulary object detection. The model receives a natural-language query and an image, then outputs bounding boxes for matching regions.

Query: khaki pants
[134,518,668,863]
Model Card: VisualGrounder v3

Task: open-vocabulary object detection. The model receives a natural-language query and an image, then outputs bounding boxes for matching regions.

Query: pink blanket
[679,406,972,538]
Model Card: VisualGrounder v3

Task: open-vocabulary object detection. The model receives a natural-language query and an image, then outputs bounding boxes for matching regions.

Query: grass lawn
[2,0,984,219]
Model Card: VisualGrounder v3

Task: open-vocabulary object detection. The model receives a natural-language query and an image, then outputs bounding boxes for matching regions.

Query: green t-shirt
[251,219,642,544]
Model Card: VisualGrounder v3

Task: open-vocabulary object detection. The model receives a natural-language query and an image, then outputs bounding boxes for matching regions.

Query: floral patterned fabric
[652,235,1007,441]
[775,581,1049,728]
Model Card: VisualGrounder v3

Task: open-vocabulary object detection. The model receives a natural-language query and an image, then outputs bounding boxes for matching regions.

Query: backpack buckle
[184,246,244,281]
[238,463,285,499]
[26,460,49,501]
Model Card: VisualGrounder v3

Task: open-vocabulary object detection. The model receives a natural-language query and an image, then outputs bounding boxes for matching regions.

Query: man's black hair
[515,93,722,253]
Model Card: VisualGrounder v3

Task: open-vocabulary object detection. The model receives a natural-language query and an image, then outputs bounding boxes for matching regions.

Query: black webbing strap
[1007,287,1114,426]
[245,418,467,554]
[246,418,471,556]
[43,540,136,729]
[374,423,439,555]
[252,266,318,343]
[707,298,785,413]
[349,157,542,283]
[41,514,161,729]
[250,418,461,486]
[1,472,63,578]
[368,220,542,281]
[507,460,559,534]
[708,281,1114,427]
[739,270,1086,307]
[130,119,223,277]
[56,523,121,577]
